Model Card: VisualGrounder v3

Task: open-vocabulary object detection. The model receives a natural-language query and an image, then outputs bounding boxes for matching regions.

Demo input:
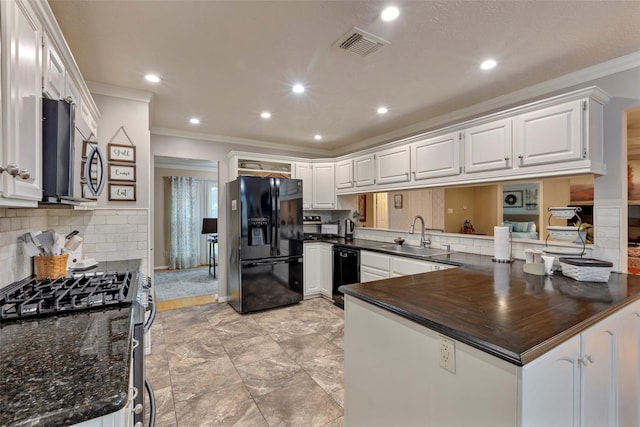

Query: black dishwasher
[332,246,360,309]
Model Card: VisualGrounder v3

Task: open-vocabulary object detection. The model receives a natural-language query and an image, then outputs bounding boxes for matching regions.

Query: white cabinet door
[464,118,513,173]
[581,316,617,427]
[354,154,375,187]
[319,244,333,298]
[312,163,336,209]
[295,162,313,209]
[617,301,640,427]
[303,243,323,297]
[521,334,581,427]
[360,251,390,282]
[515,100,583,167]
[360,267,389,283]
[375,145,410,185]
[336,159,353,189]
[389,256,453,277]
[42,33,65,100]
[0,0,43,204]
[411,132,461,180]
[390,256,434,277]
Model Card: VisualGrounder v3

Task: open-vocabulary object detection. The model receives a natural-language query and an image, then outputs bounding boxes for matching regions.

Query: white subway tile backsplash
[1,208,150,289]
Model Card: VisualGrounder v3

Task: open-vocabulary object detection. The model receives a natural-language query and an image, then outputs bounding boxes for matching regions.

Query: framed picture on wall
[358,194,367,222]
[108,184,136,201]
[503,190,523,208]
[108,143,136,163]
[108,164,136,182]
[394,194,403,209]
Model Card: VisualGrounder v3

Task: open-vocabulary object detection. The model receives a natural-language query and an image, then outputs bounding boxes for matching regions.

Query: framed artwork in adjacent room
[358,194,367,222]
[394,194,403,209]
[503,190,523,208]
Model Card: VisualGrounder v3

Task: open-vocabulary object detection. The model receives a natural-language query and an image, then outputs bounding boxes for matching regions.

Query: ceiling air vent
[334,27,390,58]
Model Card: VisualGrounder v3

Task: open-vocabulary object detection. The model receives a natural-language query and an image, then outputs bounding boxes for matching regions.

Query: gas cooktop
[0,272,136,322]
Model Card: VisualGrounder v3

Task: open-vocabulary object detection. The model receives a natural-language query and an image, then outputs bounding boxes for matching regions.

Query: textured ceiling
[48,0,640,154]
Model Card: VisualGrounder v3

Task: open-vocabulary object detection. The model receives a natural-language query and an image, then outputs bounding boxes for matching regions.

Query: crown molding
[88,81,154,103]
[150,127,332,157]
[334,51,640,156]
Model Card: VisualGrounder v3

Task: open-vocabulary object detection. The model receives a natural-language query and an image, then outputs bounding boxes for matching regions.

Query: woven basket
[559,257,612,283]
[34,254,69,280]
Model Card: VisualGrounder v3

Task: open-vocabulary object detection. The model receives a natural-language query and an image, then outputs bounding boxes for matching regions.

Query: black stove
[0,272,136,322]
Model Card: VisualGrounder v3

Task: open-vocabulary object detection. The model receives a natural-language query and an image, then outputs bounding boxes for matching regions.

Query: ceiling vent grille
[334,27,390,57]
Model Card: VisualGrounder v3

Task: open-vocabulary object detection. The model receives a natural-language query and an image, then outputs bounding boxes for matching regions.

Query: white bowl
[548,207,580,218]
[547,226,581,241]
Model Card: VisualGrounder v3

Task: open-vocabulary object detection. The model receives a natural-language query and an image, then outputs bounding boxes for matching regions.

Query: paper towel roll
[494,226,511,261]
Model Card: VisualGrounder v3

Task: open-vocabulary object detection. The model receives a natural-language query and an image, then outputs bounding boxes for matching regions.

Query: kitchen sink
[378,244,451,257]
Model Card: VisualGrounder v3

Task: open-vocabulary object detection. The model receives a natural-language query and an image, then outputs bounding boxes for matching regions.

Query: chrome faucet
[409,215,431,247]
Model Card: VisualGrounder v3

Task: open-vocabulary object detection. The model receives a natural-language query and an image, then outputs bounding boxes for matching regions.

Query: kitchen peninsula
[340,258,640,427]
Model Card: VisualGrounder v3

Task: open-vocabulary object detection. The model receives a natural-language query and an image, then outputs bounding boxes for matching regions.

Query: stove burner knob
[133,403,143,414]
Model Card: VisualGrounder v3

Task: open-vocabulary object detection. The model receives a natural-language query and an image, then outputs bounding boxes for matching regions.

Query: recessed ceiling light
[480,59,497,70]
[144,74,161,83]
[381,6,400,21]
[292,84,305,94]
[260,112,271,119]
[377,106,389,114]
[314,134,322,140]
[189,118,200,125]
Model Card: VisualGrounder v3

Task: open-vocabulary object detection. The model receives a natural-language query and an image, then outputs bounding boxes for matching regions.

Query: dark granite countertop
[340,260,640,366]
[0,259,142,427]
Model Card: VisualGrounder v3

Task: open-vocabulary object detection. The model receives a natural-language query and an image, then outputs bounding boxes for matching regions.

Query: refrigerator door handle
[273,181,280,257]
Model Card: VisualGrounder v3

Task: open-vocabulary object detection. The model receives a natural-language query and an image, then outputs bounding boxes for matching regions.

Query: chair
[201,218,218,277]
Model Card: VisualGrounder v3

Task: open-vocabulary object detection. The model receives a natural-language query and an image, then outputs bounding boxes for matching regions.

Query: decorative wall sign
[108,184,136,201]
[82,183,98,200]
[108,164,136,182]
[82,141,98,158]
[81,160,99,182]
[503,190,523,208]
[108,143,136,163]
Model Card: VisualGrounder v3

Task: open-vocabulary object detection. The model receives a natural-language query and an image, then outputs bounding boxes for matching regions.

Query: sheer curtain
[167,176,217,269]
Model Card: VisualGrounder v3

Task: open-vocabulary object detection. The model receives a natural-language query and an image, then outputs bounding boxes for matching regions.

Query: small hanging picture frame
[108,143,136,163]
[108,164,136,182]
[82,141,98,159]
[108,184,136,201]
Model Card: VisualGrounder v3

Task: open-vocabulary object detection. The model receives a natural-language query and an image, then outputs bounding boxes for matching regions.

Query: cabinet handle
[580,355,593,365]
[0,164,30,180]
[18,169,30,180]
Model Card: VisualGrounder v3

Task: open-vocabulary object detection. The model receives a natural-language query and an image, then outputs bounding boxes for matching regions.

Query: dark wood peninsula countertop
[340,254,640,366]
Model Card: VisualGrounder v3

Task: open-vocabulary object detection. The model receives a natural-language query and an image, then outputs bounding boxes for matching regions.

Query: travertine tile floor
[146,298,345,427]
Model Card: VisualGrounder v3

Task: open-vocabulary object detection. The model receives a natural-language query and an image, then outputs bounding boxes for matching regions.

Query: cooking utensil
[29,232,47,256]
[36,230,56,256]
[22,233,42,257]
[64,235,83,252]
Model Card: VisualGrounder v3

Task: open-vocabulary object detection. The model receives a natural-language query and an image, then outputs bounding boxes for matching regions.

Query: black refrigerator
[227,176,304,313]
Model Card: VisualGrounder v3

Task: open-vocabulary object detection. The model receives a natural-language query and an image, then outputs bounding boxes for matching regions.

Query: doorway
[153,156,219,301]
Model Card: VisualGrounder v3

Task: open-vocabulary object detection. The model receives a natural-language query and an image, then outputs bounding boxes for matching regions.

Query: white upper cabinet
[42,32,65,100]
[336,159,353,189]
[515,100,583,167]
[375,145,410,184]
[354,154,375,187]
[0,0,43,205]
[294,162,313,210]
[463,118,513,173]
[311,162,336,209]
[411,132,461,180]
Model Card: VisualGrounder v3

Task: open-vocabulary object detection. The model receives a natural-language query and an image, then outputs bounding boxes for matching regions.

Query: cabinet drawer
[361,251,390,271]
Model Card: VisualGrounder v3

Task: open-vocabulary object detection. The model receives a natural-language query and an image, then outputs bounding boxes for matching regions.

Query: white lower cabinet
[303,242,332,298]
[616,301,640,427]
[360,251,390,283]
[361,250,453,282]
[521,312,623,427]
